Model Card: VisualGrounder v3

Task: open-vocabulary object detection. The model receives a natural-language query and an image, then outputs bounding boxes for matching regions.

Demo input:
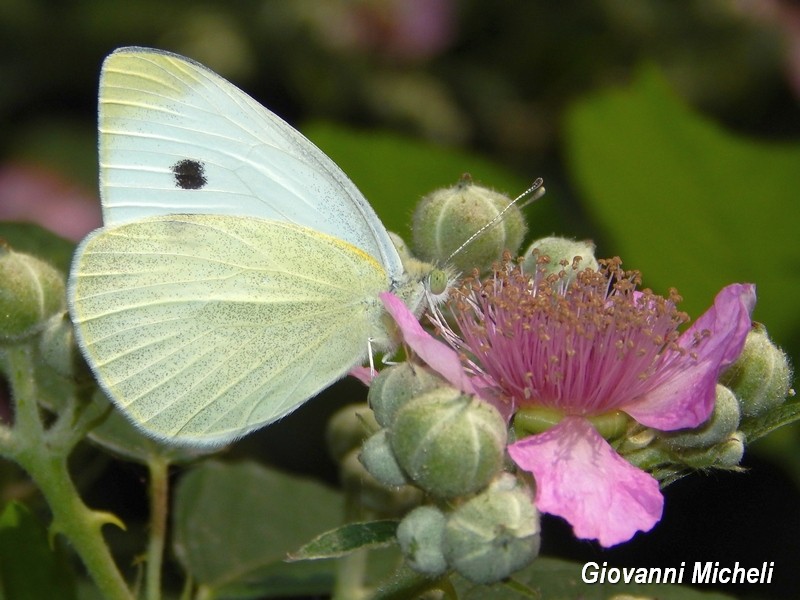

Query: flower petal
[507,416,663,547]
[624,283,756,430]
[380,292,475,395]
[348,366,373,386]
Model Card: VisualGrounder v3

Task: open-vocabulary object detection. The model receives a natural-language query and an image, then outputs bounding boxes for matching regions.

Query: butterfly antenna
[445,177,545,263]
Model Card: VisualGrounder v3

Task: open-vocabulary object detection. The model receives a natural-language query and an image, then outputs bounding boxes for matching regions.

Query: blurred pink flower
[308,0,455,61]
[739,0,800,99]
[0,163,100,241]
[382,259,755,546]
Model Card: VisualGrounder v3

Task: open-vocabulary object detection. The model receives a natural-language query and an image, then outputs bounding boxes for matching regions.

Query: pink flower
[381,258,755,547]
[0,163,101,241]
[309,0,455,62]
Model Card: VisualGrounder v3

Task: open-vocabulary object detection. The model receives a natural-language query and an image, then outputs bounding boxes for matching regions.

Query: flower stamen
[438,257,694,417]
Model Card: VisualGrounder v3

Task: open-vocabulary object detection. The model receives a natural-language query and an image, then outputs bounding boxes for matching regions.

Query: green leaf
[564,64,800,345]
[85,390,213,465]
[452,556,737,599]
[194,560,336,600]
[289,520,399,561]
[172,460,343,599]
[741,399,800,443]
[0,501,77,600]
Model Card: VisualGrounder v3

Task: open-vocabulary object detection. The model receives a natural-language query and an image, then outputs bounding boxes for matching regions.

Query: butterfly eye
[427,268,450,297]
[172,159,207,190]
[424,267,455,308]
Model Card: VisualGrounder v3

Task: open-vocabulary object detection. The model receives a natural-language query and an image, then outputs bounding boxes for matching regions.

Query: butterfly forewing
[98,47,403,280]
[69,215,390,446]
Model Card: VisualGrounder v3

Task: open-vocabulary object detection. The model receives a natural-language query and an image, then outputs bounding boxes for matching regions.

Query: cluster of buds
[325,369,542,584]
[620,322,794,477]
[326,180,545,583]
[362,363,541,583]
[330,178,793,579]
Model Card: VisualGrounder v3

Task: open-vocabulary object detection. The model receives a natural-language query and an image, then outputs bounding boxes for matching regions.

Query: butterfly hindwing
[69,214,390,446]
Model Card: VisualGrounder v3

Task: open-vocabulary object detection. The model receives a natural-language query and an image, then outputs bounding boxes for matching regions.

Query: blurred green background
[1,1,798,598]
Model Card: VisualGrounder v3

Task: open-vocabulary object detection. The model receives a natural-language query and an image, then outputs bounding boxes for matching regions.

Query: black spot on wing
[172,159,207,190]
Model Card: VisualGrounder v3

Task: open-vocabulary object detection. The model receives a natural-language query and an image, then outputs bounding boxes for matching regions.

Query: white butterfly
[68,47,433,447]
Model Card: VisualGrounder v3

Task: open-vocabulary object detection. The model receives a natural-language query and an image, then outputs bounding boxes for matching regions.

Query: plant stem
[333,544,369,600]
[4,344,134,600]
[331,484,369,599]
[369,563,449,600]
[146,454,170,600]
[27,451,134,600]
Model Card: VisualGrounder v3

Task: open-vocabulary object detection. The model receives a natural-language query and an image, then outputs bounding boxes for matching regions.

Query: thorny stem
[0,344,134,600]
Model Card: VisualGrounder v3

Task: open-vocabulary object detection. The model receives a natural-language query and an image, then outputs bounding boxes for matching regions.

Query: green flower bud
[340,450,423,515]
[713,431,746,468]
[412,176,526,274]
[621,445,673,472]
[588,411,631,440]
[521,237,599,286]
[0,245,65,340]
[662,385,740,450]
[390,388,507,499]
[396,506,448,577]
[676,431,745,469]
[325,403,378,463]
[359,429,409,487]
[720,323,793,418]
[443,474,540,584]
[618,427,657,452]
[369,363,446,428]
[513,406,565,436]
[38,312,91,380]
[516,407,631,443]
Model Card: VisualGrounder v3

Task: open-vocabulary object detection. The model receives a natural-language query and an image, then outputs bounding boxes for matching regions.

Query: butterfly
[68,47,437,447]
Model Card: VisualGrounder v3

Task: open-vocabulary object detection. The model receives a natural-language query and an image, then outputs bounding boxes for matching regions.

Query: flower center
[449,257,693,415]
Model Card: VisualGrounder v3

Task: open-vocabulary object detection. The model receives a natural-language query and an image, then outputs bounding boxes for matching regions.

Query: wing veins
[234,303,362,431]
[178,297,365,434]
[84,293,367,351]
[136,324,266,424]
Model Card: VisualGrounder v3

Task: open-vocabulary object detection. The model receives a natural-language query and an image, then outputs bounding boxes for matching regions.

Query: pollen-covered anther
[450,257,701,414]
